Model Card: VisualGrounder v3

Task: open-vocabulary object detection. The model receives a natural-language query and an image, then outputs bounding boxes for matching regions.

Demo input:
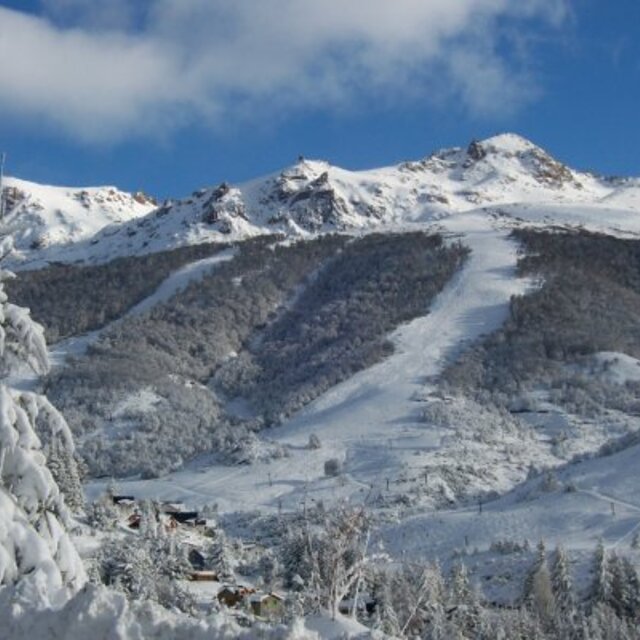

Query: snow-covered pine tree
[447,562,481,637]
[206,528,236,579]
[0,237,85,599]
[369,567,401,637]
[46,434,84,514]
[620,557,640,621]
[550,545,575,616]
[524,540,556,630]
[590,540,612,611]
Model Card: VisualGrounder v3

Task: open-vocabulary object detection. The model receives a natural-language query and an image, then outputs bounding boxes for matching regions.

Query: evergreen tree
[206,529,236,579]
[46,436,84,513]
[551,545,579,637]
[620,557,640,621]
[524,541,556,630]
[590,541,612,610]
[369,568,401,636]
[0,237,85,597]
[448,562,482,637]
[551,545,575,614]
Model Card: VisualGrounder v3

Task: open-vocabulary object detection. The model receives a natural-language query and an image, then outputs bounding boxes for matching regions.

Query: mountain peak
[477,132,539,155]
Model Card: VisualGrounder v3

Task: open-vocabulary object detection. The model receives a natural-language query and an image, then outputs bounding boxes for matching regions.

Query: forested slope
[444,229,640,415]
[41,232,467,477]
[6,242,231,342]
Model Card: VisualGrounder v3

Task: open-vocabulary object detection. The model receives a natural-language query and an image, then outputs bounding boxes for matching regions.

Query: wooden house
[249,592,284,619]
[127,513,141,529]
[189,570,219,582]
[173,511,199,525]
[160,502,186,515]
[188,548,206,571]
[217,585,256,608]
[112,496,136,516]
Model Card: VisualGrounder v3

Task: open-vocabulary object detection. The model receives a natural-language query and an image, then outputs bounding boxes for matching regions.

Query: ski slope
[378,438,640,566]
[87,213,531,512]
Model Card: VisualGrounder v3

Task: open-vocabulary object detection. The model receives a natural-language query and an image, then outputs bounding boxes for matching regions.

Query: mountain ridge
[5,133,640,269]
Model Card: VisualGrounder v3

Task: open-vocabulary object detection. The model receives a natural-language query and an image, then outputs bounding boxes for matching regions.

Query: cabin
[249,592,284,619]
[189,570,219,582]
[217,585,256,608]
[188,548,206,571]
[173,511,199,525]
[160,502,186,515]
[112,495,136,505]
[127,513,142,529]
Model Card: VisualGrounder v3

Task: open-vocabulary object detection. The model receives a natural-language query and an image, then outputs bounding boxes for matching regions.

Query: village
[98,492,289,622]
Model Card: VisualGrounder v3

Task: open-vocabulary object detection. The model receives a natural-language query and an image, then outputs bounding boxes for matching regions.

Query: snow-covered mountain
[7,133,640,269]
[7,135,640,637]
[1,177,156,264]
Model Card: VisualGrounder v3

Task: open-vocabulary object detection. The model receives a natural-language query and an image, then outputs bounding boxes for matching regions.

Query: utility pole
[0,153,5,220]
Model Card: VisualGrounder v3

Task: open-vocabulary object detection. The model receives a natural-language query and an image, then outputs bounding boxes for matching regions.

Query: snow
[125,248,237,317]
[3,176,155,268]
[573,352,640,386]
[9,248,237,388]
[0,582,323,640]
[378,436,640,565]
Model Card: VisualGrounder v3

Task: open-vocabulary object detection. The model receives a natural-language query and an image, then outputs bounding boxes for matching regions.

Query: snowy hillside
[1,176,156,266]
[10,133,640,269]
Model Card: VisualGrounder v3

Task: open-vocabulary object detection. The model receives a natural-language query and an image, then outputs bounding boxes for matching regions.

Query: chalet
[173,511,200,526]
[127,513,142,529]
[188,548,206,571]
[112,495,136,505]
[189,570,219,582]
[160,502,186,515]
[249,592,284,619]
[217,585,256,608]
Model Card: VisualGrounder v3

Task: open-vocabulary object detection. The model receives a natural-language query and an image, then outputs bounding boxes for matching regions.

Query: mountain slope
[1,177,156,265]
[9,133,640,269]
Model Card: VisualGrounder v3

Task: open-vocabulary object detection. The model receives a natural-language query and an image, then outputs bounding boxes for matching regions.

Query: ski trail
[9,248,237,392]
[271,212,529,446]
[53,249,236,363]
[578,489,640,549]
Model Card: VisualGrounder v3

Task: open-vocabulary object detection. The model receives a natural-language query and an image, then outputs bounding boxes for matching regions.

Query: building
[249,592,285,619]
[217,585,256,608]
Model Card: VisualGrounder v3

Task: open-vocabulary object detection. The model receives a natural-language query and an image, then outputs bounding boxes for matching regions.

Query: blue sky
[0,1,638,199]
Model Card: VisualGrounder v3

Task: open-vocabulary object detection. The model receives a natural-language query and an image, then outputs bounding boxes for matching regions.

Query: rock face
[467,139,487,162]
[264,167,352,231]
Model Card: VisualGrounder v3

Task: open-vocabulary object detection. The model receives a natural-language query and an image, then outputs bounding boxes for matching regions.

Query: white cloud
[0,1,568,142]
